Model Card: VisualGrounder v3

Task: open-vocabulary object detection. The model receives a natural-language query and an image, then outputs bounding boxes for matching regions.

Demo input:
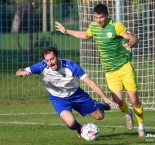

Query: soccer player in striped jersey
[16,47,118,138]
[55,4,146,138]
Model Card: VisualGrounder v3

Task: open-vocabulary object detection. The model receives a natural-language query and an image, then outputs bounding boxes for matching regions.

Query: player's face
[94,12,108,28]
[44,52,60,71]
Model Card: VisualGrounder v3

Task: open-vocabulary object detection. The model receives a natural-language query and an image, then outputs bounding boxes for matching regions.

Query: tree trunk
[11,7,21,33]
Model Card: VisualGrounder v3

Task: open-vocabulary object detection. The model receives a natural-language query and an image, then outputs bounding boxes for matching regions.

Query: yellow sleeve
[115,22,127,36]
[86,25,93,37]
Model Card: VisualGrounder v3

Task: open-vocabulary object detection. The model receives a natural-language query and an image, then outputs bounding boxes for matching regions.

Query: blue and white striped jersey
[25,59,87,98]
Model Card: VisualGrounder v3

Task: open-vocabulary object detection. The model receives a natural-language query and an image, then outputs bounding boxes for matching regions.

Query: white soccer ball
[81,123,99,141]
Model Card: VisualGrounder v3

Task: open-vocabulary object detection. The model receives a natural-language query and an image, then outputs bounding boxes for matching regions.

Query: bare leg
[127,91,141,107]
[89,108,104,120]
[112,90,134,129]
[60,110,82,137]
[127,91,146,137]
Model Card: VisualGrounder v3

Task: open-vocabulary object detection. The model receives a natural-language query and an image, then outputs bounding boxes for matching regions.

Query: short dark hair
[94,4,108,15]
[42,47,58,59]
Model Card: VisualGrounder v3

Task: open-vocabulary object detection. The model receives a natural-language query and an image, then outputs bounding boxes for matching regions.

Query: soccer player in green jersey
[55,4,146,138]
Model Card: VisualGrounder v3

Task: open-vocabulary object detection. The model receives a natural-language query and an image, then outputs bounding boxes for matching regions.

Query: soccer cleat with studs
[101,102,111,110]
[125,108,134,129]
[94,100,111,111]
[77,128,82,138]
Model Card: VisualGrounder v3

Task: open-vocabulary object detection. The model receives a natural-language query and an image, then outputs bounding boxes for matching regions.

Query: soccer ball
[81,123,99,141]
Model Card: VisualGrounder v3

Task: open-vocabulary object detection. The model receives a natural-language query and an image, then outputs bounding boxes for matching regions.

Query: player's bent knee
[96,114,104,120]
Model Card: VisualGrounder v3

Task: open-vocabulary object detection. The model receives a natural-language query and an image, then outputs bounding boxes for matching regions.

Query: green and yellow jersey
[86,18,132,73]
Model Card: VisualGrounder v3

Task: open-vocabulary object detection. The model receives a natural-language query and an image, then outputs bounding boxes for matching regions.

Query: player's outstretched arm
[55,21,91,40]
[16,68,31,77]
[122,31,139,51]
[82,76,118,108]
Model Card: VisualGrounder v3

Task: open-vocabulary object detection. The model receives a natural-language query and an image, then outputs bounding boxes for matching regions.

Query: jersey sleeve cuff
[80,74,87,80]
[25,67,31,73]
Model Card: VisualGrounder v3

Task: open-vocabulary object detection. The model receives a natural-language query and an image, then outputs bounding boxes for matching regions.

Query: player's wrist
[127,43,131,48]
[64,29,67,34]
[127,43,132,52]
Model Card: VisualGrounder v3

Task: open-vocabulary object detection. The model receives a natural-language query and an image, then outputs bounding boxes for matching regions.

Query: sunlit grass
[0,100,154,145]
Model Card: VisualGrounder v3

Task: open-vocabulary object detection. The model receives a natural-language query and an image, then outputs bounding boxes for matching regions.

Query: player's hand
[21,71,31,76]
[55,21,66,34]
[123,42,131,51]
[16,68,31,77]
[104,98,119,108]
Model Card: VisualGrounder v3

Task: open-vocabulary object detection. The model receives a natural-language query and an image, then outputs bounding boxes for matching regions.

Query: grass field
[1,31,155,144]
[0,99,155,145]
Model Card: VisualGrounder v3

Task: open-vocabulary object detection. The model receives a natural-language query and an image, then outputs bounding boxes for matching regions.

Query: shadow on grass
[97,131,155,145]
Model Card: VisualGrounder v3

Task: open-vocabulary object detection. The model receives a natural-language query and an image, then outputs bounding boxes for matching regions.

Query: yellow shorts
[105,61,137,92]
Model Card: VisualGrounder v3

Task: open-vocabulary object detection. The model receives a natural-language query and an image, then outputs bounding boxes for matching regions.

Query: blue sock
[67,120,82,131]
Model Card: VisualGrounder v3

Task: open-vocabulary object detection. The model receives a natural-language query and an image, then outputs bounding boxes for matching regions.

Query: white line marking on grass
[0,108,154,116]
[0,112,56,116]
[0,121,154,130]
[101,125,155,129]
[0,121,65,126]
